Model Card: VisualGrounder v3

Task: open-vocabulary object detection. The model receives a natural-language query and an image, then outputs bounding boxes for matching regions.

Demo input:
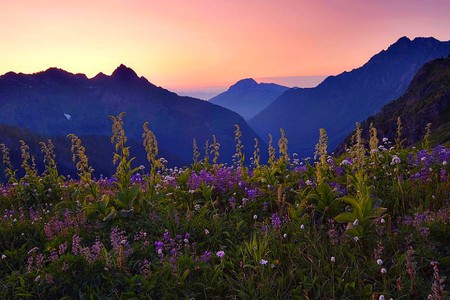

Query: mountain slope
[209,78,289,120]
[249,36,450,157]
[336,55,450,152]
[0,65,260,170]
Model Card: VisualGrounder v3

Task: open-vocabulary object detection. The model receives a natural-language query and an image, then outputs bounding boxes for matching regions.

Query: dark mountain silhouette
[336,55,450,153]
[209,78,289,120]
[249,36,450,157]
[0,65,261,175]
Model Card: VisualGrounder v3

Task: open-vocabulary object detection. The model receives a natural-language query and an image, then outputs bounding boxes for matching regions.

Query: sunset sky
[1,0,449,94]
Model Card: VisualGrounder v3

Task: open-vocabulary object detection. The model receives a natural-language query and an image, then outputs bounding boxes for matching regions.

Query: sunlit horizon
[1,0,449,91]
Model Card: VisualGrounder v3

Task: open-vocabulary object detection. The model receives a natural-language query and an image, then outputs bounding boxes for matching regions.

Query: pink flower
[216,251,225,258]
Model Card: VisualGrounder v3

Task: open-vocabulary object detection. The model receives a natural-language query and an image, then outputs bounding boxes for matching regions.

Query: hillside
[249,37,450,157]
[336,55,450,152]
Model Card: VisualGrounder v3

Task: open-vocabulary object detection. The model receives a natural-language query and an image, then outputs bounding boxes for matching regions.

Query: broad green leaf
[334,212,355,223]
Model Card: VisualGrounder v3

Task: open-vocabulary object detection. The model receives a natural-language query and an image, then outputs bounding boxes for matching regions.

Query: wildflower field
[0,115,448,299]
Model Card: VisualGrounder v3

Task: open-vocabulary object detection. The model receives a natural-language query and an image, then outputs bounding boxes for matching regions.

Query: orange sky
[1,0,449,90]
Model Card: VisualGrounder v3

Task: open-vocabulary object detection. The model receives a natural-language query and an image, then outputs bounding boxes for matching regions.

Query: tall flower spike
[278,128,289,164]
[422,123,432,152]
[203,139,210,165]
[369,123,379,159]
[192,138,200,164]
[0,143,16,182]
[268,134,275,166]
[40,139,57,175]
[234,124,244,167]
[350,122,365,171]
[210,134,220,164]
[142,121,160,171]
[253,138,260,167]
[395,116,404,149]
[19,140,36,177]
[315,128,328,184]
[67,134,93,181]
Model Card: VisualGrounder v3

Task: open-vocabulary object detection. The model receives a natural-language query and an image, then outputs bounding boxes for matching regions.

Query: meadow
[0,114,448,299]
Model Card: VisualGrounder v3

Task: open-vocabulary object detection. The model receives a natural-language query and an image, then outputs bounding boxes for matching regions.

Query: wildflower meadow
[0,114,448,299]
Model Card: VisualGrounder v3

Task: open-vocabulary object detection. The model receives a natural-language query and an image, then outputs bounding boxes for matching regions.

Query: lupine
[271,213,282,230]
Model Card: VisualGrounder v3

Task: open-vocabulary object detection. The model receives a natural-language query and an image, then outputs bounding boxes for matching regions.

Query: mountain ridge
[210,78,289,120]
[0,65,261,172]
[249,36,450,157]
[336,55,450,153]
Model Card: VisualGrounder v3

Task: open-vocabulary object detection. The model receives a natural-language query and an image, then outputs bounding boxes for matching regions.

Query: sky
[1,0,449,96]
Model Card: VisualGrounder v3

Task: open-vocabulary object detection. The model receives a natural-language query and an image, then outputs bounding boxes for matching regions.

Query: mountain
[248,36,450,157]
[0,65,261,175]
[336,55,450,152]
[209,78,289,120]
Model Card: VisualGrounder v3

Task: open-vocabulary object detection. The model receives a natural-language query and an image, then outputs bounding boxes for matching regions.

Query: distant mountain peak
[33,67,88,82]
[396,36,411,43]
[93,72,108,81]
[210,78,289,120]
[40,67,71,77]
[387,36,444,53]
[229,78,258,90]
[111,64,139,81]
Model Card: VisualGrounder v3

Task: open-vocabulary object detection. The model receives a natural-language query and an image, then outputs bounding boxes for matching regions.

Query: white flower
[391,155,401,165]
[260,259,268,265]
[1,254,6,259]
[300,224,305,230]
[382,137,388,143]
[204,229,210,235]
[157,249,162,255]
[443,161,447,166]
[253,214,258,220]
[353,219,359,226]
[381,268,387,274]
[380,218,386,224]
[340,160,352,166]
[379,295,385,300]
[353,236,359,242]
[283,233,287,238]
[330,256,336,263]
[305,180,313,186]
[377,259,383,265]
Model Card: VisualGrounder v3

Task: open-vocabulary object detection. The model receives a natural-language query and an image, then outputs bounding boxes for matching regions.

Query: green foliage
[334,171,386,240]
[0,116,449,299]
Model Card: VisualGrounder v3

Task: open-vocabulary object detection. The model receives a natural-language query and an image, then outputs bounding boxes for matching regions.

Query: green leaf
[102,207,117,222]
[181,269,190,282]
[340,196,360,210]
[334,212,355,223]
